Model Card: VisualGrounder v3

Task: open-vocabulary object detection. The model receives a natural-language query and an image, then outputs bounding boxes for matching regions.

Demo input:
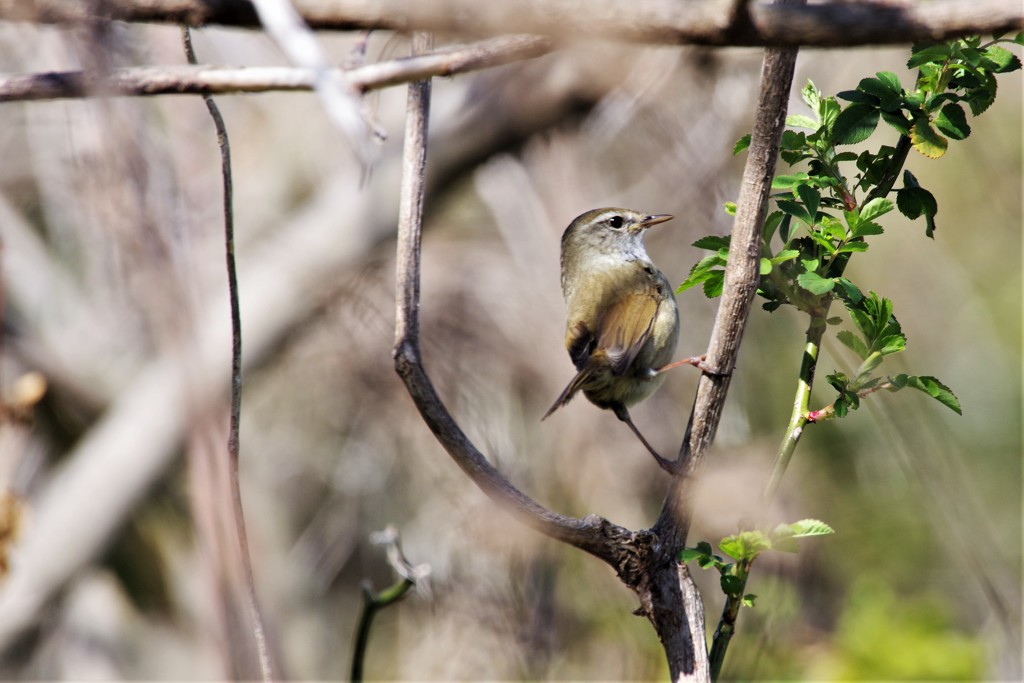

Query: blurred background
[0,18,1020,681]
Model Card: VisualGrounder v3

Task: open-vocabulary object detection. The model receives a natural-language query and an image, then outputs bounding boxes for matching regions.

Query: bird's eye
[607,215,624,229]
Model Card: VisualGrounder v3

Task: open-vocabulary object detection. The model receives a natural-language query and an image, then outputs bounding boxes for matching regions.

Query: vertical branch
[393,31,433,352]
[182,27,275,683]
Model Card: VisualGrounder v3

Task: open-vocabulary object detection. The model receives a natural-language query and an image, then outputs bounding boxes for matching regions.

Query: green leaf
[720,574,744,596]
[777,199,811,225]
[833,277,863,304]
[1013,31,1024,46]
[703,271,725,298]
[833,103,880,145]
[770,249,801,264]
[837,241,869,254]
[907,43,952,69]
[898,171,939,237]
[964,72,997,115]
[759,258,772,275]
[762,211,784,243]
[786,114,819,130]
[692,235,730,251]
[772,173,810,190]
[720,530,773,563]
[880,110,912,136]
[742,594,758,608]
[837,89,875,104]
[892,374,962,414]
[796,184,821,220]
[801,79,820,111]
[984,45,1022,73]
[934,102,971,140]
[797,271,835,295]
[783,519,836,538]
[859,197,894,223]
[734,134,752,155]
[723,201,737,216]
[875,71,902,93]
[819,97,841,130]
[910,117,948,158]
[837,330,870,359]
[680,547,707,563]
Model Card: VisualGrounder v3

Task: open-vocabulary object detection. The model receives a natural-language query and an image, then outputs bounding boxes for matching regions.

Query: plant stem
[350,578,415,682]
[765,311,828,499]
[708,562,751,681]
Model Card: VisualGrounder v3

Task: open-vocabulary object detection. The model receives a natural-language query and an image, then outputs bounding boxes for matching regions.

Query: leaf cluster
[681,520,834,606]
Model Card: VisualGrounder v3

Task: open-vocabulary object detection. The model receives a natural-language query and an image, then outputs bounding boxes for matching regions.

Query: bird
[542,208,706,472]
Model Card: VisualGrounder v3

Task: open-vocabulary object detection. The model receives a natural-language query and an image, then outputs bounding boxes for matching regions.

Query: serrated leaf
[779,214,794,244]
[833,277,863,304]
[796,184,821,220]
[860,197,894,223]
[892,374,962,414]
[1013,31,1024,46]
[837,330,870,359]
[720,531,773,563]
[703,271,725,298]
[777,199,811,225]
[911,117,948,158]
[855,221,885,237]
[770,249,801,264]
[772,173,810,190]
[875,71,902,92]
[801,80,820,111]
[907,43,952,68]
[837,241,869,254]
[878,334,907,355]
[797,271,835,295]
[734,134,752,155]
[833,103,880,145]
[692,235,731,251]
[935,103,971,140]
[880,109,912,135]
[964,72,997,115]
[837,89,875,103]
[985,45,1022,73]
[786,114,819,130]
[785,519,836,538]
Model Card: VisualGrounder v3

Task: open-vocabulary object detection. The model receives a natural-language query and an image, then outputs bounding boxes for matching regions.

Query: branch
[182,26,276,683]
[389,34,634,567]
[3,0,1021,47]
[0,35,552,102]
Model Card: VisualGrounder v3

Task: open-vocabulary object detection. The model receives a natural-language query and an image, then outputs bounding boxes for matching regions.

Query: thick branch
[0,35,551,102]
[3,0,1020,47]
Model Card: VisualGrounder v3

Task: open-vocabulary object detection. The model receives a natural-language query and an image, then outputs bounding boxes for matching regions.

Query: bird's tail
[542,366,594,421]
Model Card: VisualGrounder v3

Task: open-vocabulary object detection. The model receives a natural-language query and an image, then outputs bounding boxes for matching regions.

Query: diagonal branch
[4,0,1020,47]
[0,35,552,103]
[390,33,632,567]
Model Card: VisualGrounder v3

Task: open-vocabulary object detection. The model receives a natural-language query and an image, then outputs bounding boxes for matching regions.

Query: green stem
[765,311,828,499]
[351,578,414,682]
[709,562,751,681]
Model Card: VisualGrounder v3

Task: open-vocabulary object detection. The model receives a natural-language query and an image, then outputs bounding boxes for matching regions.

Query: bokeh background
[0,18,1020,681]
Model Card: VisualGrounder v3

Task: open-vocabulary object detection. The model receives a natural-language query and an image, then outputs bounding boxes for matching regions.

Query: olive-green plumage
[544,208,682,468]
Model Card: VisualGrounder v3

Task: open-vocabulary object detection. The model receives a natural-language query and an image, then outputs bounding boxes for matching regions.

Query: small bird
[543,208,705,472]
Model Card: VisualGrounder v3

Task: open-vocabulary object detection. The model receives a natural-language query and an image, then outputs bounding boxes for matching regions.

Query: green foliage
[682,35,1021,422]
[682,520,835,601]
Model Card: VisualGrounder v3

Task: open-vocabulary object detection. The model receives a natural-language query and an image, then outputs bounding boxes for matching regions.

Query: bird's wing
[595,289,659,376]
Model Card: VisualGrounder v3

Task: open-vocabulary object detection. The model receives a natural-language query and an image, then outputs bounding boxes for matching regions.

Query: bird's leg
[614,406,678,474]
[654,354,727,376]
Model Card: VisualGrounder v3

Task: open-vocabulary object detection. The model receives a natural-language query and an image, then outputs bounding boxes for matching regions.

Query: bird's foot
[655,354,730,377]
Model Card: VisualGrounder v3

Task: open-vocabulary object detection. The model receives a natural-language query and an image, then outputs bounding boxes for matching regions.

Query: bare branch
[389,33,634,567]
[0,35,552,102]
[3,0,1020,47]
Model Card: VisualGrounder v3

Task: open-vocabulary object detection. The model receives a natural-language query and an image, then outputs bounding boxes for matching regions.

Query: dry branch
[3,0,1020,47]
[0,35,551,102]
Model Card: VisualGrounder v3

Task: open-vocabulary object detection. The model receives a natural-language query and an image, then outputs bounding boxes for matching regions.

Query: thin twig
[248,0,376,160]
[4,0,1020,47]
[0,35,552,103]
[182,26,275,683]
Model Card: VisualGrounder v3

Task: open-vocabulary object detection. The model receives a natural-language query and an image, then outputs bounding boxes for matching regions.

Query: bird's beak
[638,214,674,230]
